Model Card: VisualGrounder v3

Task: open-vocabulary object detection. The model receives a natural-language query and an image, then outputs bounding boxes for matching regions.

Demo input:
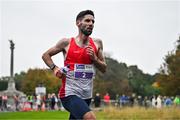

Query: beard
[80,28,93,36]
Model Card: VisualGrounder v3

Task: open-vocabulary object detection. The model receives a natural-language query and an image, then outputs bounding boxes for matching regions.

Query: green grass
[0,107,180,120]
[0,111,69,120]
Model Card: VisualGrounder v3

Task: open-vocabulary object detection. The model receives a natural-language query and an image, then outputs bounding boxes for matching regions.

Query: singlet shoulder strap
[64,37,75,61]
[70,37,75,44]
[68,37,76,48]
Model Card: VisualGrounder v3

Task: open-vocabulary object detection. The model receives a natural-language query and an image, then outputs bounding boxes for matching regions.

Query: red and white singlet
[59,37,98,99]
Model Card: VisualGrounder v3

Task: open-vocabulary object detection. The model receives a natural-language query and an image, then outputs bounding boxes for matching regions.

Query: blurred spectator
[137,95,143,106]
[0,95,2,111]
[120,94,127,107]
[2,94,8,111]
[94,93,101,108]
[27,95,34,109]
[104,93,110,106]
[151,95,156,108]
[36,94,41,111]
[51,93,58,110]
[164,96,172,107]
[129,94,135,107]
[13,95,19,111]
[46,93,52,110]
[115,94,119,107]
[174,95,180,106]
[156,95,162,109]
[143,96,150,108]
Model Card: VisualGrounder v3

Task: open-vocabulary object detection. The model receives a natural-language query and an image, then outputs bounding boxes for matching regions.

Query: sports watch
[49,63,56,70]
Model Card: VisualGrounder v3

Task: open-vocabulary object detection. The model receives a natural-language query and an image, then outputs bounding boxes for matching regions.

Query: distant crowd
[0,93,63,112]
[94,93,180,109]
[0,93,180,112]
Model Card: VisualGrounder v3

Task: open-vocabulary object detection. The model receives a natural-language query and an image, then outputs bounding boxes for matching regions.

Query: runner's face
[79,15,94,36]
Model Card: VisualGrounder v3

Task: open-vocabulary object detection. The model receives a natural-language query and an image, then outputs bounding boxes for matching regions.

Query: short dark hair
[76,10,94,21]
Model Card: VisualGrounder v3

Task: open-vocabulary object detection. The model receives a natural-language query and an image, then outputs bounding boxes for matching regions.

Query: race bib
[74,64,94,79]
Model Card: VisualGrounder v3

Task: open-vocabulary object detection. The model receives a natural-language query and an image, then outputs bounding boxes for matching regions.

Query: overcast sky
[0,0,180,77]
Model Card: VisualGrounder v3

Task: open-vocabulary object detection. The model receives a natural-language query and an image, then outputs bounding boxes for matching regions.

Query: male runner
[42,10,107,120]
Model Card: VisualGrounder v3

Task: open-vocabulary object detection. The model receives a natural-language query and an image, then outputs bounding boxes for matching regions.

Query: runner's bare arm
[42,38,69,69]
[93,39,107,73]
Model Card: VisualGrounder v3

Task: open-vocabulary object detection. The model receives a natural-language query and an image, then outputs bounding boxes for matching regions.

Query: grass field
[0,106,180,120]
[0,111,69,120]
[97,106,180,120]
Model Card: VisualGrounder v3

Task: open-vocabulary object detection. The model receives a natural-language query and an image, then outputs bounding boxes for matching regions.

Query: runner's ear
[76,20,81,26]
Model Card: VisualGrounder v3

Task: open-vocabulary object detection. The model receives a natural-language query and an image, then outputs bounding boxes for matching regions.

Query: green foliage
[0,81,8,91]
[94,57,155,99]
[93,58,131,99]
[0,76,9,90]
[144,85,160,96]
[127,65,156,96]
[22,68,60,95]
[156,39,180,95]
[14,71,26,91]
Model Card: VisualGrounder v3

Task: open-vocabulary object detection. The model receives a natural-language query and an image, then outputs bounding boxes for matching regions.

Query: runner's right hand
[53,66,63,79]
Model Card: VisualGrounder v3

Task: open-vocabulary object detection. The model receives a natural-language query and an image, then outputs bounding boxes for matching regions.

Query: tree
[14,71,26,90]
[93,57,155,99]
[126,65,157,96]
[22,68,60,95]
[0,81,8,91]
[156,37,180,95]
[0,76,9,90]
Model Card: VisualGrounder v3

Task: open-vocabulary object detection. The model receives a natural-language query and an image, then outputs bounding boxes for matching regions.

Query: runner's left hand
[86,46,98,61]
